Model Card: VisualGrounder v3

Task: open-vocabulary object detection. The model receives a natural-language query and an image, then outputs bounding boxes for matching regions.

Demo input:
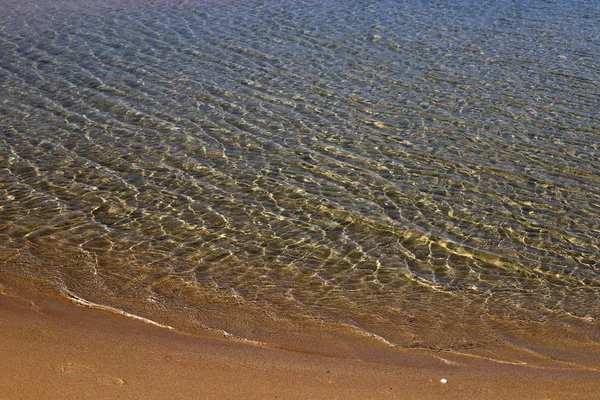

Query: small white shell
[440,378,448,384]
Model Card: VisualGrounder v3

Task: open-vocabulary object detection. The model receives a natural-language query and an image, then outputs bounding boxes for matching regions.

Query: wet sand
[1,288,599,399]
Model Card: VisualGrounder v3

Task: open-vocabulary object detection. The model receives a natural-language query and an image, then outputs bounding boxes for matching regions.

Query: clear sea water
[1,0,599,366]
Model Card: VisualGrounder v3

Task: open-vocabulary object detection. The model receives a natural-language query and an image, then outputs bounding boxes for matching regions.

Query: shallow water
[1,0,599,366]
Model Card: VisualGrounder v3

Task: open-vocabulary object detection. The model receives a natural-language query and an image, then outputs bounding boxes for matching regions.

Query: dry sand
[1,289,599,400]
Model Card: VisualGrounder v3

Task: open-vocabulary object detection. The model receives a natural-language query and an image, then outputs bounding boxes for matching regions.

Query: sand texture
[1,289,599,400]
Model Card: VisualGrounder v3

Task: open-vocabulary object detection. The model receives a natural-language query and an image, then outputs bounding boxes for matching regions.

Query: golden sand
[1,289,599,399]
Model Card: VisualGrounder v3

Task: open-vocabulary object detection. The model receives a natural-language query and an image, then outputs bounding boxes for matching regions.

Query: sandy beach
[1,288,599,400]
[2,1,600,398]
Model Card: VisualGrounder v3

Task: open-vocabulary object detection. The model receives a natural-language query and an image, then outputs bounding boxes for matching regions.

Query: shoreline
[1,288,599,399]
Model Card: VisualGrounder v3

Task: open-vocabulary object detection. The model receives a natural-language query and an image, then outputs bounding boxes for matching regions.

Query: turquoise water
[1,0,599,364]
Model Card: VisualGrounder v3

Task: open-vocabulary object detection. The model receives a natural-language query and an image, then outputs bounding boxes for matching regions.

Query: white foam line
[338,321,600,372]
[425,348,600,372]
[63,290,176,331]
[63,290,268,347]
[218,330,267,347]
[431,355,462,366]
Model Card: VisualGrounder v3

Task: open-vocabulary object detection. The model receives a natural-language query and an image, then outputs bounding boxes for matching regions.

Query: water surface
[1,0,599,367]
